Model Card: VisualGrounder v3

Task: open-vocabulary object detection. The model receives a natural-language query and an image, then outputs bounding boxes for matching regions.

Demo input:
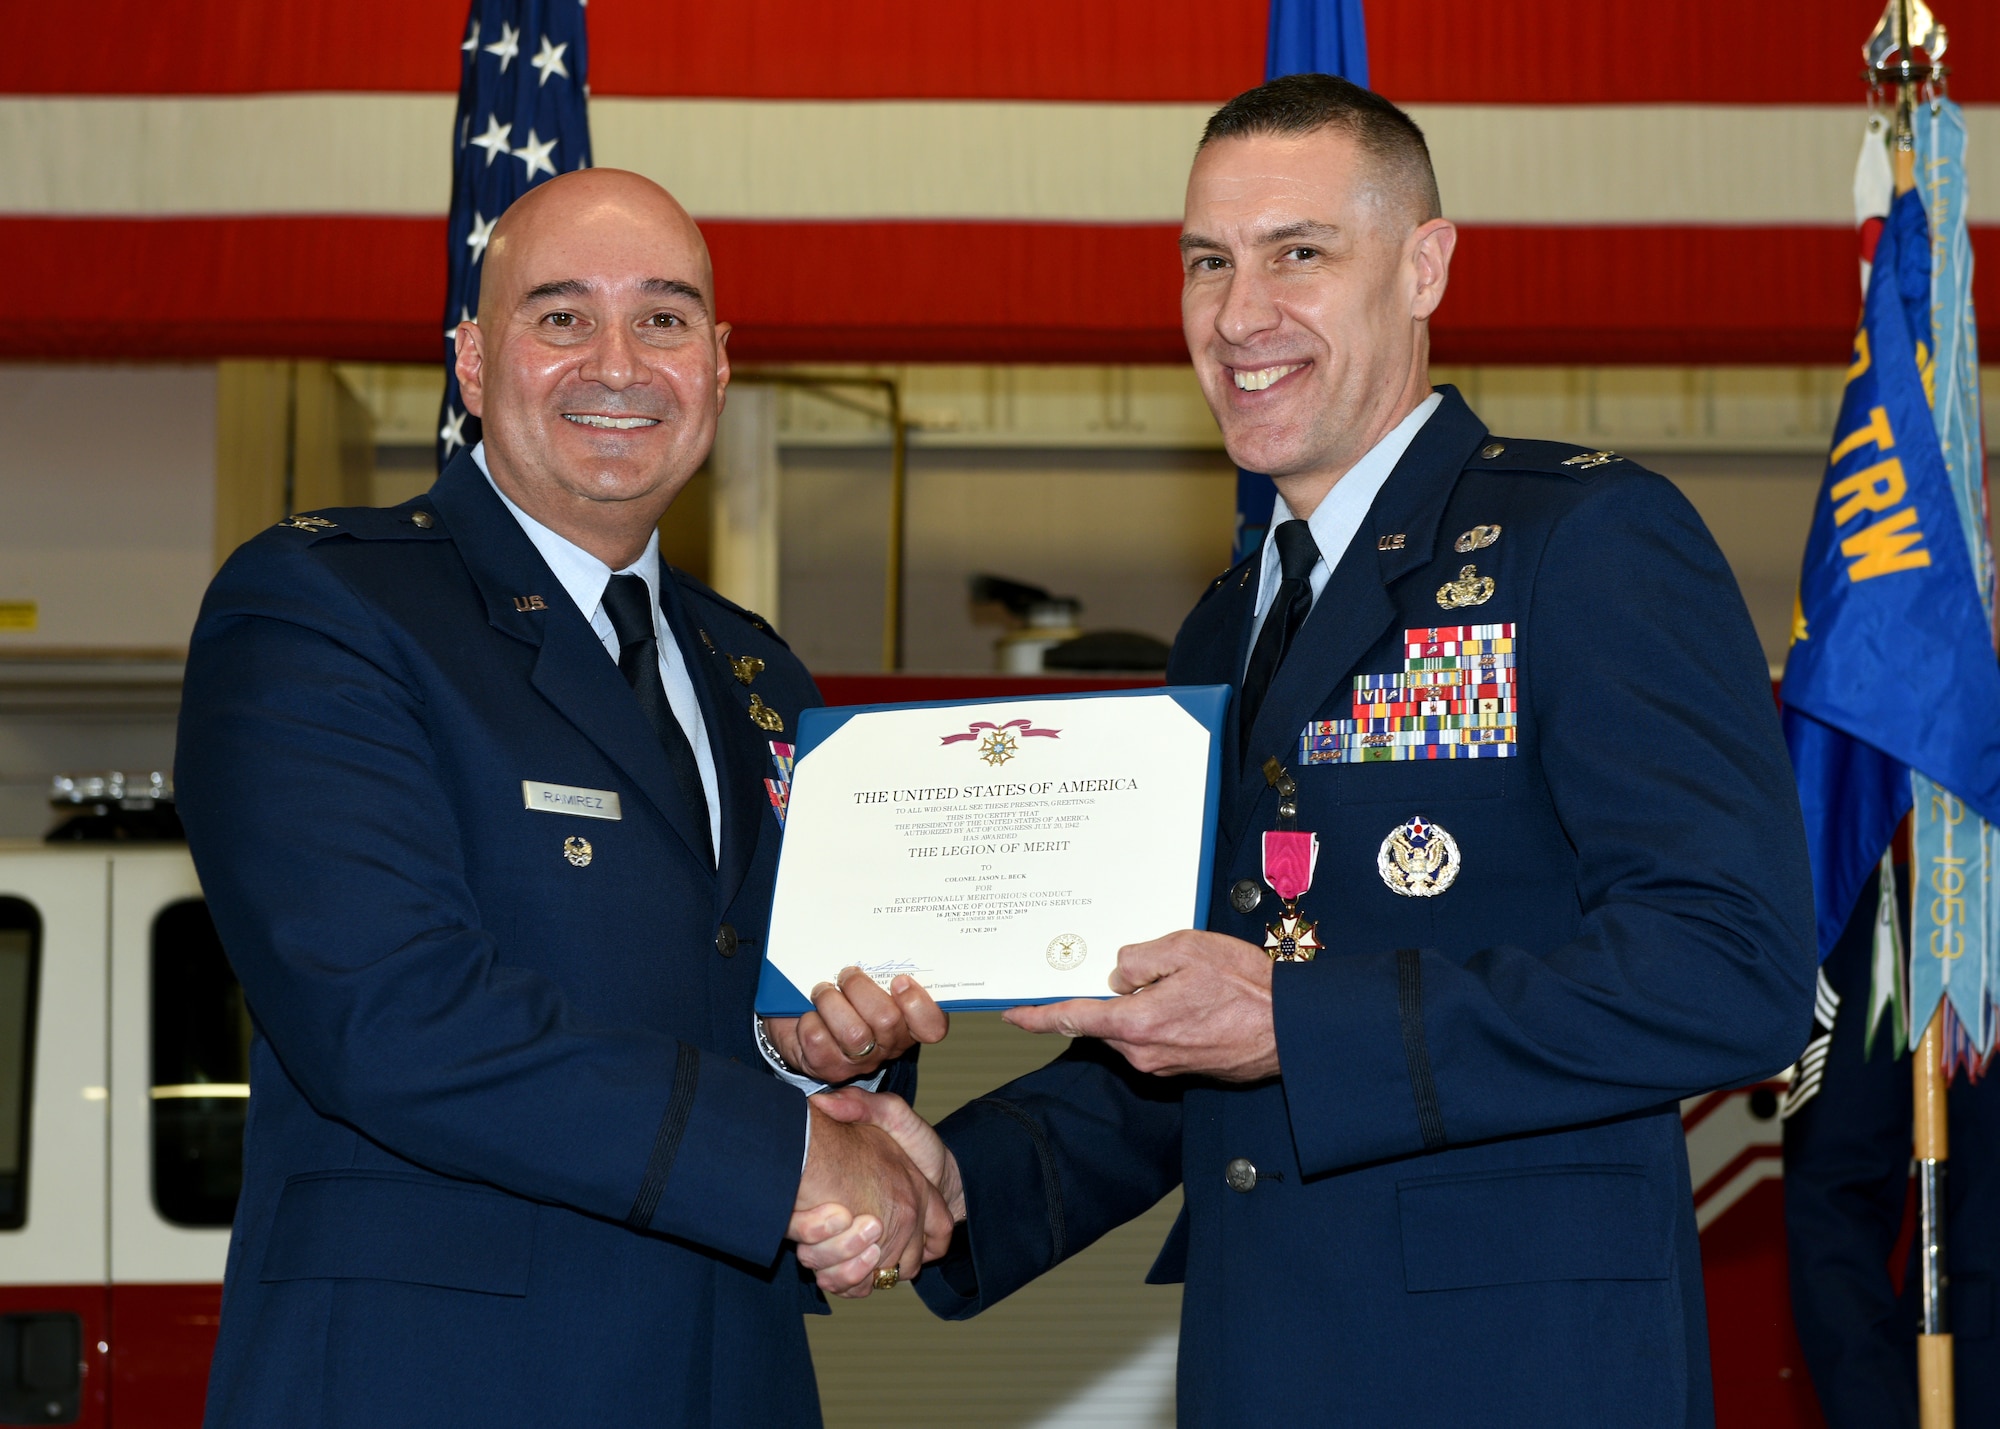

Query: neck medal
[1257,759,1321,961]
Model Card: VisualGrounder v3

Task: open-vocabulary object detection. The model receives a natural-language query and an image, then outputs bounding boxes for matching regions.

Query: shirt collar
[1254,391,1443,617]
[473,441,661,623]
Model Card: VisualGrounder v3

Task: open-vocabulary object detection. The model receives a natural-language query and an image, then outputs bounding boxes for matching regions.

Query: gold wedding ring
[850,1039,878,1060]
[873,1265,899,1291]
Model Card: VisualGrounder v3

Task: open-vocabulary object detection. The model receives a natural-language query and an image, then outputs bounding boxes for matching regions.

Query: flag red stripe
[4,217,1989,365]
[5,0,1990,103]
[1371,0,1998,105]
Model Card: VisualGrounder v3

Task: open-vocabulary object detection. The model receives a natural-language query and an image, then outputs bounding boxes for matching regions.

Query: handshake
[767,927,1286,1298]
[791,1087,960,1298]
[763,964,961,1298]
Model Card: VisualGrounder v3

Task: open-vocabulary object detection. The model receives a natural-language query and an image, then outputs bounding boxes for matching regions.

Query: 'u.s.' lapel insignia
[1377,533,1406,551]
[730,654,765,685]
[746,693,784,732]
[1436,564,1496,609]
[513,595,548,612]
[1453,524,1501,553]
[1378,816,1459,897]
[562,836,593,867]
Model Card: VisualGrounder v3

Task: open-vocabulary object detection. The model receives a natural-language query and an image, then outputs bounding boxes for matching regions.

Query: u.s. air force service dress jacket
[915,387,1816,1427]
[177,452,895,1429]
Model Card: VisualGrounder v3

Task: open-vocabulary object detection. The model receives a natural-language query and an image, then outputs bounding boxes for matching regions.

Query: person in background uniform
[798,75,1817,1426]
[1783,866,1999,1426]
[176,169,950,1429]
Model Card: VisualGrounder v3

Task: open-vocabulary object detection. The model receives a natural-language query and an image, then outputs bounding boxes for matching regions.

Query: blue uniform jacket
[1783,866,1998,1427]
[177,453,905,1428]
[915,388,1815,1427]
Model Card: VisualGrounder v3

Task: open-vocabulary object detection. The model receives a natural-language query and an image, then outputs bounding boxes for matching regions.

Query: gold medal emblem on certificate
[979,728,1019,765]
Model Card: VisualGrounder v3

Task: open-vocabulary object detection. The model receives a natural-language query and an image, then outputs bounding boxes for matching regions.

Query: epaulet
[268,500,448,544]
[668,567,793,650]
[1462,438,1634,481]
[1197,551,1260,605]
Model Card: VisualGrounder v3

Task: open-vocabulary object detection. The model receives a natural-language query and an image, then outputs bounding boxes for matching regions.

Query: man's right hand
[792,1090,965,1297]
[788,1103,953,1298]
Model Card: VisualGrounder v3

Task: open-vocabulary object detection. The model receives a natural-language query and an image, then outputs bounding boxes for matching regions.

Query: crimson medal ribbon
[1262,830,1319,900]
[1260,830,1322,961]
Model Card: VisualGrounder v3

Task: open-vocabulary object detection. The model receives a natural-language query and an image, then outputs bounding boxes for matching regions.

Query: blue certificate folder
[753,684,1231,1015]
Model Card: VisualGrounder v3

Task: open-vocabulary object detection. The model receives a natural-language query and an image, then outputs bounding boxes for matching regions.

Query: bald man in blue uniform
[177,170,949,1429]
[803,76,1815,1427]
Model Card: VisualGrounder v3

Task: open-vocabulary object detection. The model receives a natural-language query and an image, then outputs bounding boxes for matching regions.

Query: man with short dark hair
[804,75,1814,1425]
[178,169,949,1429]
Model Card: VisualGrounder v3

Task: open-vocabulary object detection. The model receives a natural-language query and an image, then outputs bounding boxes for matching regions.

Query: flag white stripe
[4,96,1996,224]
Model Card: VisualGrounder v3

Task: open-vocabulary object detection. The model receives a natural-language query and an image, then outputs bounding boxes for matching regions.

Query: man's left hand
[1003,930,1279,1081]
[764,969,948,1083]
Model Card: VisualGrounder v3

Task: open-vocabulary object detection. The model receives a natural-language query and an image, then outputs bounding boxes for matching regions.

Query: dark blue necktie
[1240,519,1322,753]
[601,574,713,865]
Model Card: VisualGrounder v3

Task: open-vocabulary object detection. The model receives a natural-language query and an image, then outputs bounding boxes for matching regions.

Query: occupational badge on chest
[1377,816,1459,897]
[746,693,784,732]
[1436,564,1495,610]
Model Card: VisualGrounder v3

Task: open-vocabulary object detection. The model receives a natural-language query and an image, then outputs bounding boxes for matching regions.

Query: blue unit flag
[1908,99,1996,1055]
[1782,182,2000,987]
[437,0,591,470]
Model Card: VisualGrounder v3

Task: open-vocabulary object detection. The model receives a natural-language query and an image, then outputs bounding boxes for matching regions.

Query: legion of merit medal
[1257,758,1320,960]
[1261,829,1321,961]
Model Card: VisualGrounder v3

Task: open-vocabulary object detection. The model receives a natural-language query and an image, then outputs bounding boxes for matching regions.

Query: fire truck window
[151,900,250,1228]
[0,898,40,1231]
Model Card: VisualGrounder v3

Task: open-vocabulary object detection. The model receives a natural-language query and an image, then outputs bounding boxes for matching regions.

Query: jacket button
[1224,1157,1258,1193]
[1229,879,1263,914]
[716,923,739,958]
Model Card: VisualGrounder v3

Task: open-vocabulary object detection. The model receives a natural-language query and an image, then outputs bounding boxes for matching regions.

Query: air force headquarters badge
[1378,816,1460,897]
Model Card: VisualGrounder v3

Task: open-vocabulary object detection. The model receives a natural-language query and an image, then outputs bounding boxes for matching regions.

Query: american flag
[3,2,1992,371]
[438,0,592,468]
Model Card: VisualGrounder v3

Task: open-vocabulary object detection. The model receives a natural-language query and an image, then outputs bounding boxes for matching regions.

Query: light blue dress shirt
[474,443,722,857]
[1246,391,1443,663]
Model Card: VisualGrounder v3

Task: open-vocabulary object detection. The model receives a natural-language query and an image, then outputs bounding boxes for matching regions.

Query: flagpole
[1871,2,1956,1419]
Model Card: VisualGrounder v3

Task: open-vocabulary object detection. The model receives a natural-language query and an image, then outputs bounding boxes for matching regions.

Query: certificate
[755,685,1228,1013]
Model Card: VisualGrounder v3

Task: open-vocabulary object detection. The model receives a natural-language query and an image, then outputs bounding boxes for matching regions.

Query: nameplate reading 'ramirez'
[521,781,624,820]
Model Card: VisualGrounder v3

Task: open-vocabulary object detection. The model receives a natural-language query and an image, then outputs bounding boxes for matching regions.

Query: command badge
[1436,564,1495,610]
[1378,816,1459,897]
[746,693,784,732]
[562,836,593,867]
